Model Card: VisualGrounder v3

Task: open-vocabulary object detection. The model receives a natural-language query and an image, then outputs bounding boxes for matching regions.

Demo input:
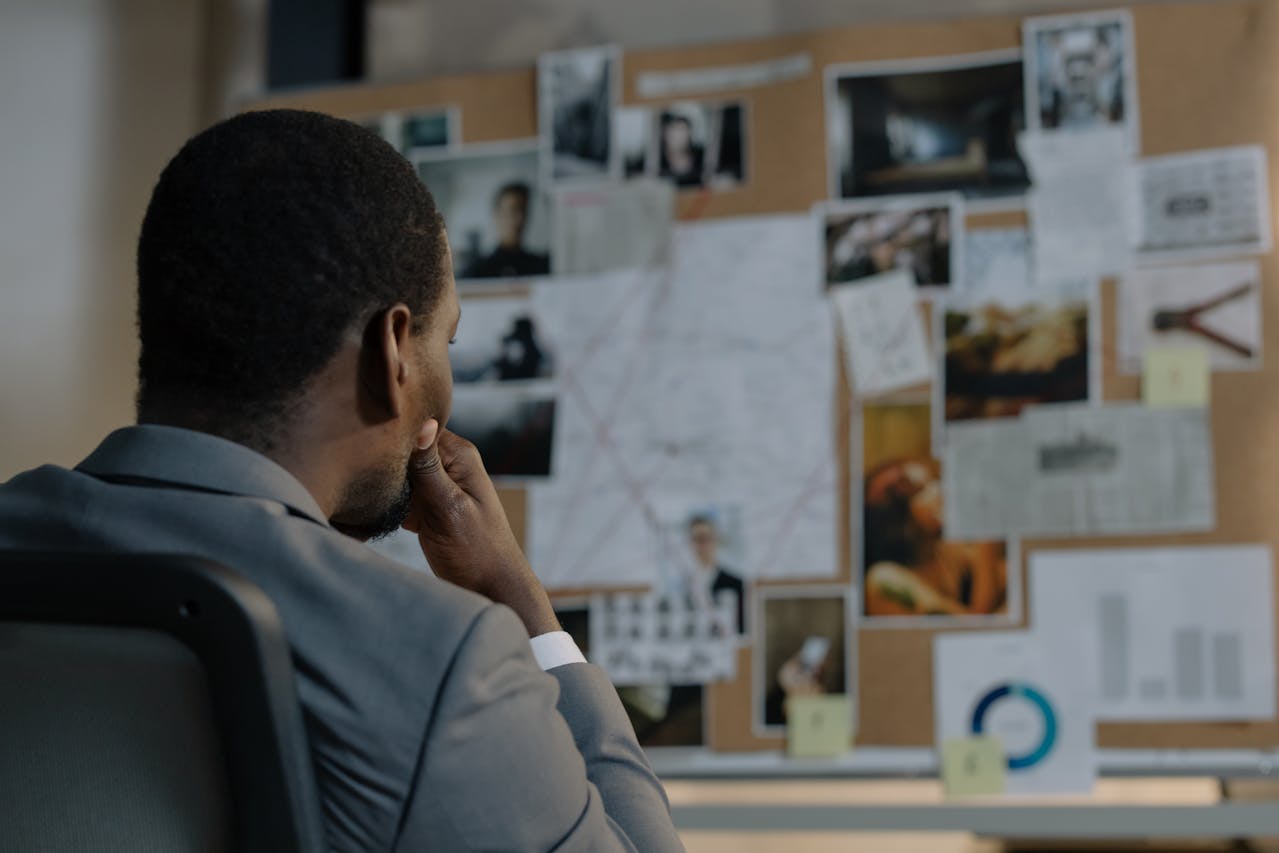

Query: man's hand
[403,425,560,637]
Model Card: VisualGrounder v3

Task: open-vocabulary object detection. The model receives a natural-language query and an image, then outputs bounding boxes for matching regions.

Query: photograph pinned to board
[651,500,749,638]
[655,100,748,191]
[615,107,654,178]
[1023,8,1139,152]
[446,382,556,480]
[829,268,933,398]
[934,630,1097,795]
[553,602,708,748]
[858,395,1016,625]
[589,591,738,686]
[961,227,1031,295]
[539,44,621,183]
[820,192,963,292]
[550,179,675,276]
[942,403,1215,540]
[415,140,552,282]
[358,105,460,157]
[451,296,555,385]
[1030,546,1276,722]
[1119,260,1263,373]
[938,278,1099,430]
[1131,145,1273,263]
[754,586,853,735]
[825,49,1030,204]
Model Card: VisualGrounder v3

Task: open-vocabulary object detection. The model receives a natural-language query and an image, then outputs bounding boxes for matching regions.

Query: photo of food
[942,285,1094,424]
[860,399,1012,622]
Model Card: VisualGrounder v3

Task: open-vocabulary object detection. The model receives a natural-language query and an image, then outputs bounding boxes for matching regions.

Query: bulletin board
[254,0,1279,754]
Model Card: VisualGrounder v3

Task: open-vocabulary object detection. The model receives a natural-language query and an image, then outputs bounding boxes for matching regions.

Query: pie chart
[969,682,1058,770]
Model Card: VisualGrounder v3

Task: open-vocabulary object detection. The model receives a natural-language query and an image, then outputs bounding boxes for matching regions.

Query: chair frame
[0,550,326,852]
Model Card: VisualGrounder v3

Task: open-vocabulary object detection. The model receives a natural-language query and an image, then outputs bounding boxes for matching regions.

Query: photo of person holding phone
[758,590,850,728]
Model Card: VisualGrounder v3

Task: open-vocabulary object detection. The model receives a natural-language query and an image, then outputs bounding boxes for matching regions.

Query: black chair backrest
[0,551,326,853]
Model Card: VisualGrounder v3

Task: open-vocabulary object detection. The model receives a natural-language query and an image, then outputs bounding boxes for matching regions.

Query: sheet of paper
[636,52,811,99]
[1019,128,1132,280]
[1132,146,1272,262]
[943,403,1216,539]
[940,736,1007,798]
[1143,347,1210,408]
[588,591,737,685]
[551,180,674,275]
[935,630,1096,795]
[1030,546,1276,721]
[787,695,854,759]
[830,269,932,398]
[1119,260,1263,373]
[528,215,838,588]
[961,228,1031,296]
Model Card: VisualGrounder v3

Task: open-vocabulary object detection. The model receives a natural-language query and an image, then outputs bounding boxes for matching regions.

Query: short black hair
[688,514,717,532]
[493,181,531,208]
[136,109,446,450]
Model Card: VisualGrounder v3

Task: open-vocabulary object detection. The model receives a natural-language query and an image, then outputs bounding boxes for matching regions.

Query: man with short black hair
[463,181,550,279]
[0,109,682,852]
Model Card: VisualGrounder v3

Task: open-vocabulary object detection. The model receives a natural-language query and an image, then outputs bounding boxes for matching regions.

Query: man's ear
[357,304,414,422]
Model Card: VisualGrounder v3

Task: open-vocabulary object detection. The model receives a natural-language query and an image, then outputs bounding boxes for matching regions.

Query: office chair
[0,551,327,853]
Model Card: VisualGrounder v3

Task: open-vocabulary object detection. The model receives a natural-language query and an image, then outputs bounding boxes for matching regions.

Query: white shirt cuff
[529,631,587,671]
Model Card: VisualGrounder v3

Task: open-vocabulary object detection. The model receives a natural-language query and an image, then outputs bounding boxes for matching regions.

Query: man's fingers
[435,430,486,482]
[408,433,454,505]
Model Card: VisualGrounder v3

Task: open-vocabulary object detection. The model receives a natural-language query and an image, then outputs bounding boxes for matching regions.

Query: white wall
[0,0,205,478]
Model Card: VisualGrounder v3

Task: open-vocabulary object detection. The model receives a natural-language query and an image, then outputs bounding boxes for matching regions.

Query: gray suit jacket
[0,426,684,852]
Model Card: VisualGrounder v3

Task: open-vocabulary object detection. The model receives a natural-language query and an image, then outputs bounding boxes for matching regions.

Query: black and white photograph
[616,107,653,179]
[1024,9,1139,151]
[415,141,551,282]
[539,45,620,182]
[656,101,747,191]
[589,591,738,686]
[754,587,852,733]
[446,384,556,479]
[821,193,962,290]
[360,106,457,157]
[827,51,1029,202]
[451,297,555,385]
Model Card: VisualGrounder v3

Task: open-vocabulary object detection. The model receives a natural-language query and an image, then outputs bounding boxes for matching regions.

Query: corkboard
[254,0,1279,753]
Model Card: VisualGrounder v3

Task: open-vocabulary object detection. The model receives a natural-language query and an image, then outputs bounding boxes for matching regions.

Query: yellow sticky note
[786,695,854,758]
[940,736,1006,798]
[1143,346,1210,407]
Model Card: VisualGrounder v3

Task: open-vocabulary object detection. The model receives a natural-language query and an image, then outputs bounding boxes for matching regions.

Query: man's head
[688,514,719,568]
[492,182,531,249]
[136,109,460,539]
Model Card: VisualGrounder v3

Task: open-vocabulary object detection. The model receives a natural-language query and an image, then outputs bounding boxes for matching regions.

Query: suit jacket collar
[76,424,329,527]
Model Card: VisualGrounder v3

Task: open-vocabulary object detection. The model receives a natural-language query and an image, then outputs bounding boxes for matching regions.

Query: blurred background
[2,2,1261,851]
[0,0,1181,480]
